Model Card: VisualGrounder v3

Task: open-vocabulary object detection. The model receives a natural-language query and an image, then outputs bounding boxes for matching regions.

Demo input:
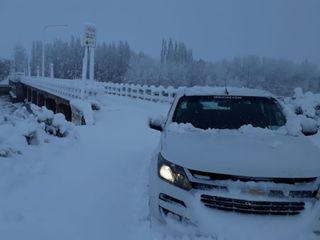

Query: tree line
[5,37,320,96]
[0,58,10,80]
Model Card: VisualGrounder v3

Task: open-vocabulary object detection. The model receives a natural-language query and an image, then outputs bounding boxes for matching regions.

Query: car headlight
[158,154,192,191]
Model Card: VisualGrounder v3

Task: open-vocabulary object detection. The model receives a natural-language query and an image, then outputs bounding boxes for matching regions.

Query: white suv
[148,86,320,237]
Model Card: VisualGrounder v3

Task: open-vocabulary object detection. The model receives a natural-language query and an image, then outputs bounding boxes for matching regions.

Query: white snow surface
[176,86,273,98]
[286,88,320,119]
[165,123,320,178]
[0,95,320,239]
[70,99,95,125]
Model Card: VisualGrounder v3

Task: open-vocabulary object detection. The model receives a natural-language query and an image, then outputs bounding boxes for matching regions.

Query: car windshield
[172,95,286,130]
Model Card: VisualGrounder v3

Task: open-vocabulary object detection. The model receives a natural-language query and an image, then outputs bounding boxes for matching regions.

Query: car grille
[191,183,316,199]
[189,169,317,184]
[201,195,305,215]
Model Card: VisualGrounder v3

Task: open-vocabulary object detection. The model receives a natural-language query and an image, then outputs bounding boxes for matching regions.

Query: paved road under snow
[0,96,171,240]
[1,95,320,240]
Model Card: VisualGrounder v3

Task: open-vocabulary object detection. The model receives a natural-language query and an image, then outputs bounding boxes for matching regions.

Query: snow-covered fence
[20,77,178,103]
[100,82,179,103]
[21,77,103,101]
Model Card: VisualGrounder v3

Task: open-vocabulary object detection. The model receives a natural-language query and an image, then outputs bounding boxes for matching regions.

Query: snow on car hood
[161,123,320,178]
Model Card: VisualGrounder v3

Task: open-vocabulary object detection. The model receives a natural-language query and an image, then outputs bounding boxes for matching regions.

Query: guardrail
[19,77,180,103]
[100,82,181,103]
[21,77,103,101]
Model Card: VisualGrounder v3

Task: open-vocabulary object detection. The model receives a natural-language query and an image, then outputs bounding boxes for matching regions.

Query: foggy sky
[1,0,319,64]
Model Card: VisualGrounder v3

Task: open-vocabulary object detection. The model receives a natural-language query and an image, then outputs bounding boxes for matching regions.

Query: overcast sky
[1,0,319,64]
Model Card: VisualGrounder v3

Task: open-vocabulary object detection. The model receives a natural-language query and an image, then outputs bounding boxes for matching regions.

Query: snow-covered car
[148,86,320,237]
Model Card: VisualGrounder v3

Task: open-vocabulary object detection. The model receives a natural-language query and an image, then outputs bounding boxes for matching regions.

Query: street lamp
[42,24,68,77]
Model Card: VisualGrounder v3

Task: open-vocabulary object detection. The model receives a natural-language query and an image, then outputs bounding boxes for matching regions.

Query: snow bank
[280,88,320,136]
[70,99,95,125]
[168,122,288,136]
[31,105,74,137]
[285,87,320,120]
[0,103,75,158]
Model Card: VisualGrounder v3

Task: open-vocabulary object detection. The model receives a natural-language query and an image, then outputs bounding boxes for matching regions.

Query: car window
[172,96,286,130]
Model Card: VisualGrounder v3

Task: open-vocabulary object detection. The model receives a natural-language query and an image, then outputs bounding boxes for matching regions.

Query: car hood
[161,128,320,178]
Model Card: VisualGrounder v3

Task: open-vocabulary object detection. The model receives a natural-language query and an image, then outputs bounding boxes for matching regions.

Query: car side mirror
[301,117,318,136]
[149,116,165,132]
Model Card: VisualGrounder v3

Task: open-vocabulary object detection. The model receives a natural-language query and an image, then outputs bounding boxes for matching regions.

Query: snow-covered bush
[284,88,320,127]
[31,104,74,137]
[0,103,74,158]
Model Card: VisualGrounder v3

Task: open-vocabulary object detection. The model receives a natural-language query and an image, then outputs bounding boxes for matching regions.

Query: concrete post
[26,88,29,102]
[31,90,37,104]
[27,88,31,102]
[35,91,38,104]
[36,93,39,106]
[56,103,63,114]
[37,93,45,107]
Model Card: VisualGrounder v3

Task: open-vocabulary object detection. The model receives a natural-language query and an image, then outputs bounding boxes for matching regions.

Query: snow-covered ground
[0,95,172,240]
[1,94,320,240]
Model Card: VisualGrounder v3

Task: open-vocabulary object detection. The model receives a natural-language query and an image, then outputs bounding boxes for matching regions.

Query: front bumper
[149,158,320,238]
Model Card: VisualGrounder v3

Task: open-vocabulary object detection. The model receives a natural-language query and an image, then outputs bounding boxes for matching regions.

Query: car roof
[176,86,274,98]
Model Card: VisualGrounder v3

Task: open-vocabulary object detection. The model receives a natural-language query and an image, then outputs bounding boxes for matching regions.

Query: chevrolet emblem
[246,188,267,196]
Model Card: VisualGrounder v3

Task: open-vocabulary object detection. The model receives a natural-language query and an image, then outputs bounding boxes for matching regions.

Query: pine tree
[13,43,27,73]
[166,38,174,63]
[160,39,167,64]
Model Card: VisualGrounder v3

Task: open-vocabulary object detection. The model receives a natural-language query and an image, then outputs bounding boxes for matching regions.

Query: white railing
[20,77,180,103]
[100,82,181,103]
[21,77,103,101]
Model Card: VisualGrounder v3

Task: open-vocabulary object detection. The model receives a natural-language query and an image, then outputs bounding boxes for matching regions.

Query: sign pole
[82,46,88,81]
[81,46,88,99]
[82,24,96,98]
[89,47,95,80]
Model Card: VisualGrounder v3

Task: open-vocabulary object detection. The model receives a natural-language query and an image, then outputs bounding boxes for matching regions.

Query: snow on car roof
[176,86,274,98]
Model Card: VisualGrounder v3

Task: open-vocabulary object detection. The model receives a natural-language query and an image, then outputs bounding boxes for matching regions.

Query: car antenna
[224,78,229,95]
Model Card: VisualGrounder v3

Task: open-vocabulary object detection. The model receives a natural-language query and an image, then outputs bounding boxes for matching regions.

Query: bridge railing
[100,82,181,103]
[20,77,180,103]
[21,77,103,101]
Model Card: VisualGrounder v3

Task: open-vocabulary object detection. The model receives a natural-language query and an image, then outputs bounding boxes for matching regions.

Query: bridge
[9,77,103,123]
[0,76,183,239]
[8,75,179,124]
[0,91,172,240]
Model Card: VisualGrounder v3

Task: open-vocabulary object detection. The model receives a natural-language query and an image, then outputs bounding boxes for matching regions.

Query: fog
[1,0,319,64]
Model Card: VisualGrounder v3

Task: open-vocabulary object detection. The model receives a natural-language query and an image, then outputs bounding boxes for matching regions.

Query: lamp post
[42,24,68,77]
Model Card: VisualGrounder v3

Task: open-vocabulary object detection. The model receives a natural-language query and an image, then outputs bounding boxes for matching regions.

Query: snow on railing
[20,77,179,103]
[100,82,179,103]
[21,77,103,101]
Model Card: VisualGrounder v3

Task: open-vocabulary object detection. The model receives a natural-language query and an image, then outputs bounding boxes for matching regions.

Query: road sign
[83,25,96,48]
